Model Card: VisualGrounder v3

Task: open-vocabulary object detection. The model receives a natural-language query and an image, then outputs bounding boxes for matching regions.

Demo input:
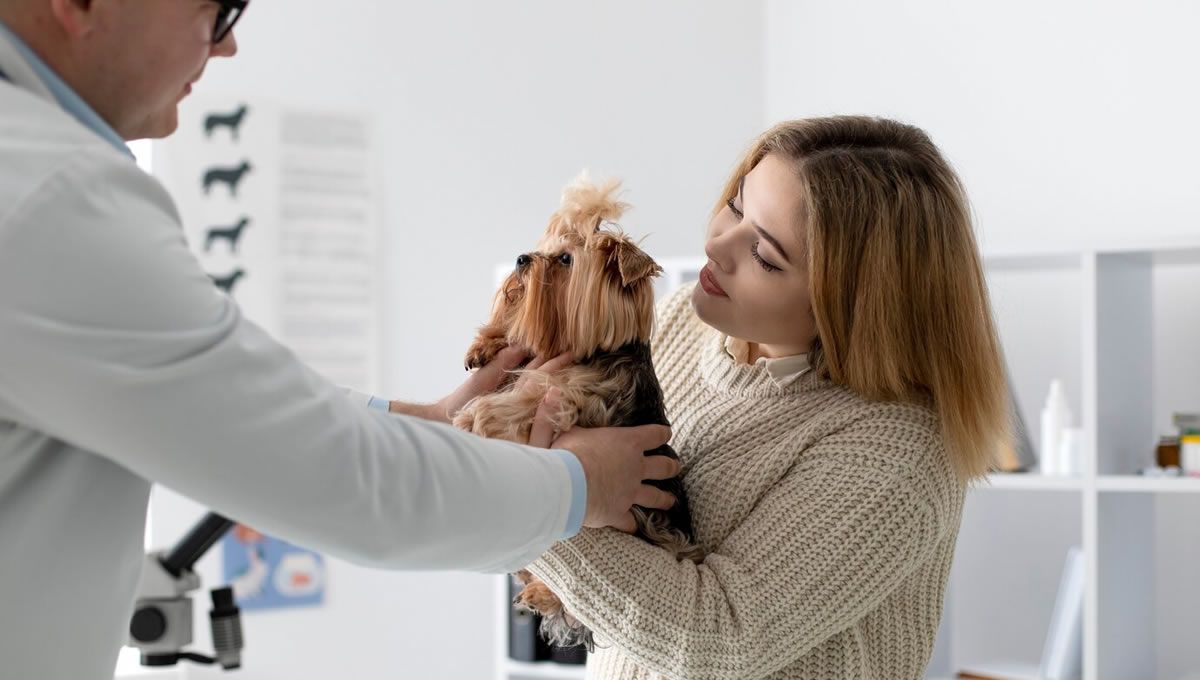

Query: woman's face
[691,153,817,358]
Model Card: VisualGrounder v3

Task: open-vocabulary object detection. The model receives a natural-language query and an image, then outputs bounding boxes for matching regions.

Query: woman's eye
[726,197,744,219]
[559,253,572,266]
[751,241,781,273]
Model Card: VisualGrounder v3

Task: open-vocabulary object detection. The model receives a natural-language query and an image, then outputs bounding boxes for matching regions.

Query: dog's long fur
[453,176,702,650]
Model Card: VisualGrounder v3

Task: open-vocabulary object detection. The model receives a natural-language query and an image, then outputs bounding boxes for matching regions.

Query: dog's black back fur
[582,341,694,539]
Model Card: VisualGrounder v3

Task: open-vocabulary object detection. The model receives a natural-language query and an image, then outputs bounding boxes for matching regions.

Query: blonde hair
[716,116,1010,480]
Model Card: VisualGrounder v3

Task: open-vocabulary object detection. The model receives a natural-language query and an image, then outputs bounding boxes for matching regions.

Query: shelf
[978,474,1200,493]
[503,659,587,679]
[978,473,1084,491]
[1095,475,1200,494]
[940,490,1083,678]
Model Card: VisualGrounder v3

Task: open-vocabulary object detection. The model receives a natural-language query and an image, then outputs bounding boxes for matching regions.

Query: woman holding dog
[517,116,1010,679]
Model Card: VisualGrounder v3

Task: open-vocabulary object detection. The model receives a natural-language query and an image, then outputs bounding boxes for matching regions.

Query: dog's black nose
[516,254,532,269]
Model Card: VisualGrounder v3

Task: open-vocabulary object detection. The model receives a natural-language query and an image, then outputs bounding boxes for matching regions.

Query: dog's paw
[514,579,564,617]
[450,408,476,432]
[464,336,508,370]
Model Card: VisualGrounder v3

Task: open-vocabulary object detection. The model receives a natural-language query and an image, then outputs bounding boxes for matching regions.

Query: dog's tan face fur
[468,178,662,367]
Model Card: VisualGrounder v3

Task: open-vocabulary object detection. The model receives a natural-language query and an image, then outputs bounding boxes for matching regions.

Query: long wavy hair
[714,116,1011,480]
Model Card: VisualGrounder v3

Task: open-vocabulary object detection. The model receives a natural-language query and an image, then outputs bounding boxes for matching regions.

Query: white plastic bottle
[1040,379,1072,476]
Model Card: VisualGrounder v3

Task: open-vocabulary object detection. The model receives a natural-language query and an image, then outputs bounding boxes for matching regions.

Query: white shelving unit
[931,238,1200,680]
[495,242,1200,680]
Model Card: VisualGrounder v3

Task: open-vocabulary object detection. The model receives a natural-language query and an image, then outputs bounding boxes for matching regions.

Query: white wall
[766,0,1200,254]
[145,2,766,679]
[374,1,765,400]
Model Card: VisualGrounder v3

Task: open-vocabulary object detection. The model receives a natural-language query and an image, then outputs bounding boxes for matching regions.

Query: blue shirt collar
[0,20,133,158]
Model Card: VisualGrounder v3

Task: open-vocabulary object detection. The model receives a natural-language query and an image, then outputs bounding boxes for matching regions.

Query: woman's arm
[528,428,949,680]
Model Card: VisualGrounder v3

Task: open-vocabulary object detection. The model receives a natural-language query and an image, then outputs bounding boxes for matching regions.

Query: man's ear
[47,0,100,38]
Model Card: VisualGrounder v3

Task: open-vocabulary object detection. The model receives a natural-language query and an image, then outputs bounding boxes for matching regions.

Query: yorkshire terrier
[452,176,702,651]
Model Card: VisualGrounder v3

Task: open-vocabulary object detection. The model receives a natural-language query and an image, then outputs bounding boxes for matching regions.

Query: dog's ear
[611,239,662,287]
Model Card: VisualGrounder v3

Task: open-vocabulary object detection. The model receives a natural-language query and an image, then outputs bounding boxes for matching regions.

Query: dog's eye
[558,253,572,266]
[516,254,532,269]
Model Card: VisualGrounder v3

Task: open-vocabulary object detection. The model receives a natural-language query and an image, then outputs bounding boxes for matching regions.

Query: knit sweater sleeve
[527,426,946,679]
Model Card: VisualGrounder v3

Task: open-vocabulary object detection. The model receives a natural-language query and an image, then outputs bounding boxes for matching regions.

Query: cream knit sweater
[529,285,966,680]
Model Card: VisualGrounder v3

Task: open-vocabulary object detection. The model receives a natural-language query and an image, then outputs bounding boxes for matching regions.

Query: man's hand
[389,346,533,422]
[530,389,678,533]
[433,346,528,421]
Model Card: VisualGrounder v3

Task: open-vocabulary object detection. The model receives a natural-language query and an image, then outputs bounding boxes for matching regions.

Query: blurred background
[120,1,1200,679]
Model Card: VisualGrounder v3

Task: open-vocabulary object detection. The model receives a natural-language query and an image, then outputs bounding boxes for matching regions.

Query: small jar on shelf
[1155,435,1181,469]
[1172,413,1200,478]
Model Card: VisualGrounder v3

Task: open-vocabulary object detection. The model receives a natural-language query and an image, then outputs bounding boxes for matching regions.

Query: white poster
[153,96,382,393]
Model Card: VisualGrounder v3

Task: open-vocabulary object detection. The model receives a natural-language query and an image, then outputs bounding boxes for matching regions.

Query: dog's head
[490,176,662,361]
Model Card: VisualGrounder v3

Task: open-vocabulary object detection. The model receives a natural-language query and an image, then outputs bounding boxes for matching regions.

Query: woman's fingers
[528,388,563,448]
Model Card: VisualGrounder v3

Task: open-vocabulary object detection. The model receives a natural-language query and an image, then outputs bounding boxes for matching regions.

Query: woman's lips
[699,265,728,297]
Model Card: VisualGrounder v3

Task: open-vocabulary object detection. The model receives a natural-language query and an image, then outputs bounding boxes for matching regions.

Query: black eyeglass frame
[211,0,248,44]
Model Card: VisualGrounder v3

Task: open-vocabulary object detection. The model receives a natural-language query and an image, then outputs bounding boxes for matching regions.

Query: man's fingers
[494,346,530,371]
[631,423,672,451]
[527,388,562,448]
[642,454,681,481]
[476,347,529,393]
[612,512,638,534]
[538,352,574,374]
[634,485,676,511]
[487,347,530,381]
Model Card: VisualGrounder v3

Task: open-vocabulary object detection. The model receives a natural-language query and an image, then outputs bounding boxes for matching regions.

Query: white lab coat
[0,31,577,680]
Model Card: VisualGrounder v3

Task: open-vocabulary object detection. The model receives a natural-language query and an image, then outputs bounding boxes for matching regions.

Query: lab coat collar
[0,20,133,158]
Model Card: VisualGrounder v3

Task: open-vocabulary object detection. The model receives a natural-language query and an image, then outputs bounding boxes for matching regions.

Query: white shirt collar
[722,336,812,387]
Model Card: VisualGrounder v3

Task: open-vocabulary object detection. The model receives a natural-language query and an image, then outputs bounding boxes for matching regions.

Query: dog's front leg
[464,324,510,371]
[513,576,565,618]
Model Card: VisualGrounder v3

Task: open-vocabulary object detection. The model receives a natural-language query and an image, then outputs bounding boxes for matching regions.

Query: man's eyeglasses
[211,0,248,44]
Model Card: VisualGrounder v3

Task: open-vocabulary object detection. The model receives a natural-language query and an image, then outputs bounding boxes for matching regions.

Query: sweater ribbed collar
[697,324,829,397]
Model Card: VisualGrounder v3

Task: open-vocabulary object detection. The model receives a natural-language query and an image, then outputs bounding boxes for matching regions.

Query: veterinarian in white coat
[0,3,676,679]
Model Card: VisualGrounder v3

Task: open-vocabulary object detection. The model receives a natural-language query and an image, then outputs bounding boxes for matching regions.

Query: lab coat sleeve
[0,149,578,573]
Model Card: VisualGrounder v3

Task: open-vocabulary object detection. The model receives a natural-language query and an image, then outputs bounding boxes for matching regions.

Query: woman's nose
[704,234,733,274]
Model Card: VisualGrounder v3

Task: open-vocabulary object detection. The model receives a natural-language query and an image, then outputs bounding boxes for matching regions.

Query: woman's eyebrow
[754,225,792,264]
[742,178,793,264]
